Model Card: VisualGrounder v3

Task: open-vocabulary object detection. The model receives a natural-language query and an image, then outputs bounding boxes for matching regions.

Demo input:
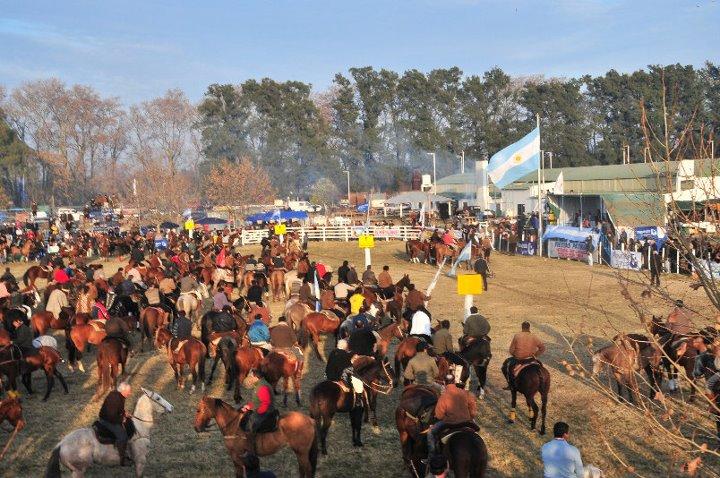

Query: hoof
[372,426,381,435]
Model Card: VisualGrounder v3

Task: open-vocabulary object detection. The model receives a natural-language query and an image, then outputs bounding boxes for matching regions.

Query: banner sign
[374,227,402,239]
[697,260,720,279]
[610,250,642,270]
[154,238,168,250]
[548,238,588,260]
[634,226,667,250]
[274,224,287,235]
[457,273,483,295]
[358,234,375,248]
[517,241,536,256]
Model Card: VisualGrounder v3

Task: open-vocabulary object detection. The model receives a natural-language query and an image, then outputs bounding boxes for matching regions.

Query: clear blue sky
[0,0,717,104]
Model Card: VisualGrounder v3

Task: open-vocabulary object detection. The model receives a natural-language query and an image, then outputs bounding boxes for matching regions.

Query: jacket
[179,276,198,293]
[346,268,359,285]
[432,328,454,354]
[270,322,297,348]
[348,328,376,356]
[473,258,488,274]
[463,314,490,338]
[378,271,393,288]
[406,289,427,311]
[337,265,350,284]
[105,316,129,338]
[325,349,353,381]
[99,390,126,424]
[508,331,545,359]
[159,277,176,294]
[247,285,264,303]
[171,315,193,340]
[248,320,270,343]
[14,324,34,352]
[434,383,477,424]
[349,293,364,315]
[298,283,317,304]
[145,287,161,306]
[362,270,377,285]
[46,288,69,319]
[212,311,236,332]
[404,351,438,384]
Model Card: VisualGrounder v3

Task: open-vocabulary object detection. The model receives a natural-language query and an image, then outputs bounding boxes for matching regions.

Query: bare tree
[205,158,274,223]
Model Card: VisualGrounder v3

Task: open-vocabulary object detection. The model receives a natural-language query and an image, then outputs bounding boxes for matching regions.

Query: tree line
[0,62,717,209]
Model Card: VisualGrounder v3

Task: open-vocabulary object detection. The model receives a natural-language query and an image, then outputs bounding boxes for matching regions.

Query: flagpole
[537,114,543,257]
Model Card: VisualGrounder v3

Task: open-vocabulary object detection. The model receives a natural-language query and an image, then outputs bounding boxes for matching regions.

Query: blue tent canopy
[542,225,599,247]
[246,209,308,223]
[356,203,369,213]
[195,216,227,225]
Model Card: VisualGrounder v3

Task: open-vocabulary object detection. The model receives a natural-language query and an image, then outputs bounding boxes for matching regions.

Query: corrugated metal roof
[436,173,476,185]
[518,162,680,183]
[599,192,665,227]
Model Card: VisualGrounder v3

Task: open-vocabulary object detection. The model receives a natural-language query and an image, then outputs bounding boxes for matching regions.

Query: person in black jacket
[212,305,236,332]
[98,382,133,466]
[11,317,36,356]
[348,326,378,357]
[325,340,364,410]
[171,311,193,340]
[337,260,350,284]
[246,280,264,304]
[473,256,489,291]
[650,248,662,286]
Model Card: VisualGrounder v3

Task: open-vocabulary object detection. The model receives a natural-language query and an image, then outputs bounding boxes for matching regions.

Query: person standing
[473,256,489,291]
[650,248,662,286]
[584,236,595,267]
[541,422,584,478]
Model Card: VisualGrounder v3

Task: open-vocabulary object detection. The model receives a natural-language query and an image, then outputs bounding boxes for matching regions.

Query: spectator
[541,421,584,478]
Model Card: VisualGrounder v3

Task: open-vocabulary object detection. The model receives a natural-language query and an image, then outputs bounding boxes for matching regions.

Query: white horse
[176,284,209,324]
[45,388,173,478]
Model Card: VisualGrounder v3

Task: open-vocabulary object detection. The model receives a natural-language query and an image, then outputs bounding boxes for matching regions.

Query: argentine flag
[313,271,321,312]
[447,241,473,278]
[487,127,540,189]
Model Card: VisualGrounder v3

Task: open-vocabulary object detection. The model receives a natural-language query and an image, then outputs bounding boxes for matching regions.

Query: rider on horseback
[326,339,365,409]
[502,322,545,390]
[98,382,133,466]
[461,307,490,350]
[241,369,277,456]
[404,341,440,390]
[427,372,479,457]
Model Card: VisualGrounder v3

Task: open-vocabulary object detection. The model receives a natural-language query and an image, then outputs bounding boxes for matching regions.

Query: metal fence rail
[240,225,423,245]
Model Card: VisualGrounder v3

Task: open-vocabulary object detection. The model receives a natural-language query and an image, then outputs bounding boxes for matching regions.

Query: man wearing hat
[427,372,479,457]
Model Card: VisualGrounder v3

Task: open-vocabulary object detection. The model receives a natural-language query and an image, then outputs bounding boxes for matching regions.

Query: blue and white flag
[313,271,321,312]
[447,241,473,277]
[419,203,425,228]
[487,127,540,189]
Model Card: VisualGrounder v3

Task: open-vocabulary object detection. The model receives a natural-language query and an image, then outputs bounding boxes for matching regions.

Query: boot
[117,442,132,466]
[427,431,439,456]
[245,432,257,455]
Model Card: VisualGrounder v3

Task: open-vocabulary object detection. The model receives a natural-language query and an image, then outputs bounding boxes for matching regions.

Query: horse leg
[539,392,548,435]
[393,355,402,388]
[207,356,220,386]
[55,369,69,394]
[189,361,198,394]
[526,394,539,431]
[21,372,33,395]
[283,376,289,408]
[294,371,301,406]
[370,391,380,434]
[508,389,517,423]
[475,363,488,395]
[311,332,323,362]
[43,368,55,401]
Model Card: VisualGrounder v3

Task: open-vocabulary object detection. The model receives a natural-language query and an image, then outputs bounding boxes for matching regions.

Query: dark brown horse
[93,338,129,400]
[0,394,25,431]
[299,312,340,361]
[650,315,698,397]
[232,344,264,402]
[309,355,393,454]
[507,361,550,434]
[261,350,304,407]
[155,329,206,393]
[194,396,318,478]
[19,346,69,401]
[406,240,431,264]
[139,306,169,352]
[22,265,51,287]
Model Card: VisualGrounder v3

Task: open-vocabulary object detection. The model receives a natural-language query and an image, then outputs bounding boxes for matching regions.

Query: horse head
[193,396,218,432]
[140,387,174,414]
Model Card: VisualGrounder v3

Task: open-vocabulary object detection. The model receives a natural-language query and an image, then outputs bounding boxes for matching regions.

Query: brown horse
[19,346,69,401]
[30,307,76,336]
[269,270,286,301]
[507,361,550,435]
[155,328,206,393]
[299,312,340,361]
[139,306,169,352]
[194,396,318,478]
[66,320,107,372]
[22,265,51,287]
[93,338,129,400]
[375,322,406,358]
[0,394,25,432]
[262,350,304,407]
[592,334,662,403]
[285,302,312,331]
[406,240,431,263]
[434,242,459,265]
[309,355,394,454]
[650,315,699,396]
[232,344,264,402]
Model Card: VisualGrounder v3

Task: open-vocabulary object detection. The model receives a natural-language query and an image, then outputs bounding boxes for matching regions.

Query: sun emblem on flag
[513,154,523,163]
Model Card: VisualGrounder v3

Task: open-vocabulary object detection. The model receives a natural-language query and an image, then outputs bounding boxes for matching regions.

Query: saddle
[438,421,481,445]
[92,420,136,445]
[241,409,280,434]
[512,358,541,379]
[401,387,439,424]
[320,309,342,322]
[170,338,189,354]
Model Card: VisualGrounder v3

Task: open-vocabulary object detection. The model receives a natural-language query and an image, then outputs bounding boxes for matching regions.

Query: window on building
[680,180,694,191]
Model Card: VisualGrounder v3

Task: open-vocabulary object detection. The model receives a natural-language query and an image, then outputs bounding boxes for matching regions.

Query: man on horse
[213,283,233,311]
[247,279,265,305]
[403,341,440,390]
[337,260,350,284]
[11,316,37,356]
[361,265,377,287]
[240,369,277,456]
[46,283,70,320]
[270,316,302,361]
[409,308,433,344]
[248,314,271,351]
[169,310,193,356]
[326,339,365,407]
[105,314,133,352]
[406,284,431,318]
[427,372,479,457]
[348,321,379,357]
[98,382,133,466]
[502,321,545,390]
[298,277,318,309]
[461,307,490,350]
[377,265,394,300]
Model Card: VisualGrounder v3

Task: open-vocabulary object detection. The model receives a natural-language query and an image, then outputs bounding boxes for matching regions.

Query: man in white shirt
[409,309,432,343]
[541,422,584,478]
[333,281,355,301]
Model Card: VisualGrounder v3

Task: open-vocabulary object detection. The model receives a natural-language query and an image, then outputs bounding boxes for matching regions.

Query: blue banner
[634,226,666,250]
[610,250,642,270]
[517,241,537,256]
[154,238,168,250]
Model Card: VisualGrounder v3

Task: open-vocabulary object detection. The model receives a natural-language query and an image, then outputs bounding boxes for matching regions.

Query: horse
[395,385,439,477]
[93,338,129,400]
[434,242,458,266]
[507,361,550,435]
[18,346,69,401]
[650,315,698,396]
[22,265,51,287]
[66,320,107,372]
[299,312,340,361]
[155,328,206,393]
[0,394,25,432]
[285,302,312,331]
[269,269,286,301]
[309,355,393,454]
[261,350,304,407]
[232,344,265,402]
[31,309,71,337]
[200,310,246,359]
[206,336,239,391]
[458,336,492,395]
[45,388,173,478]
[406,240,431,264]
[139,306,170,352]
[194,396,318,478]
[592,334,662,403]
[176,288,205,325]
[374,322,406,358]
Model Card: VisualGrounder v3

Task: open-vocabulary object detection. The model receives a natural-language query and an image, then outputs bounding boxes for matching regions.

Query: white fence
[240,225,422,245]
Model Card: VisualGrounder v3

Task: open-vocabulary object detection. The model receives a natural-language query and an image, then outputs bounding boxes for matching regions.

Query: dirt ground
[1,242,717,477]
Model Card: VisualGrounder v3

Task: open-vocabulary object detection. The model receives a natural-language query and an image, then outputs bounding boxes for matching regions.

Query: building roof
[436,173,475,186]
[385,191,452,204]
[518,161,681,184]
[600,192,664,227]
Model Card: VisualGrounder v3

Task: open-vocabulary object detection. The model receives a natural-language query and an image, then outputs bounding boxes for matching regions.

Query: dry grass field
[1,241,718,477]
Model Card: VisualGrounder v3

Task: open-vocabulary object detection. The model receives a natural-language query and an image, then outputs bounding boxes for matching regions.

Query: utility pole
[345,170,350,205]
[429,153,436,193]
[460,150,465,174]
[710,140,715,160]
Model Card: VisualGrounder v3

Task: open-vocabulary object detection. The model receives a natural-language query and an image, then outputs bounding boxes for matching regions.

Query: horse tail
[308,426,319,476]
[23,268,30,287]
[198,345,206,383]
[298,321,309,349]
[44,446,62,478]
[405,240,410,255]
